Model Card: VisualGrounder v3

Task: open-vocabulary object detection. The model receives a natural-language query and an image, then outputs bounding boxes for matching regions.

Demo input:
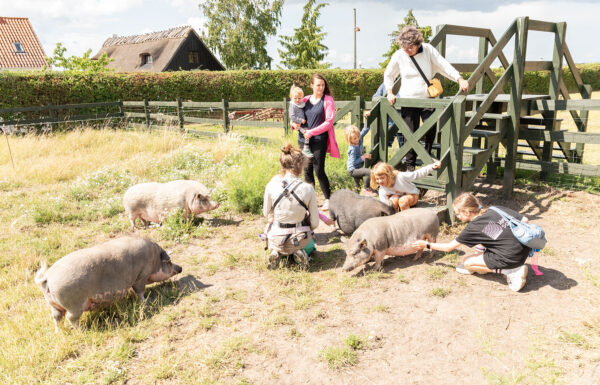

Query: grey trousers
[349,168,371,189]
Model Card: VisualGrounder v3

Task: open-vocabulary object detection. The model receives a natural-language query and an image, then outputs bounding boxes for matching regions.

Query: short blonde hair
[453,192,487,215]
[370,162,398,188]
[289,84,304,99]
[344,125,360,145]
[396,26,424,47]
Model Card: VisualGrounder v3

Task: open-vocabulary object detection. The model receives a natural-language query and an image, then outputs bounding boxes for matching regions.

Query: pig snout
[191,195,219,214]
[148,261,182,283]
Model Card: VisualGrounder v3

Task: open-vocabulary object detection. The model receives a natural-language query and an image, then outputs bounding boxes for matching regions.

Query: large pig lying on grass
[35,236,182,331]
[342,208,439,272]
[123,180,219,228]
[329,189,395,235]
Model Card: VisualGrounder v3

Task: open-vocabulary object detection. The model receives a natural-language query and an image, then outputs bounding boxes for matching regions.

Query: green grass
[319,346,358,369]
[431,287,452,297]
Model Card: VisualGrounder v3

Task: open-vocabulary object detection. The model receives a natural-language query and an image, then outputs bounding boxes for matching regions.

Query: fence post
[353,95,364,128]
[177,98,184,133]
[47,103,57,132]
[222,99,229,133]
[283,97,290,135]
[143,98,150,129]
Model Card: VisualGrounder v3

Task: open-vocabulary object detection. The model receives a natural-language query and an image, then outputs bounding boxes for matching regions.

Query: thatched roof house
[0,16,47,70]
[93,26,225,72]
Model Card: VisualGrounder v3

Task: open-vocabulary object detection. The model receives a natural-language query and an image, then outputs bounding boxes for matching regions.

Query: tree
[379,9,432,69]
[277,0,330,69]
[45,43,113,72]
[199,0,283,70]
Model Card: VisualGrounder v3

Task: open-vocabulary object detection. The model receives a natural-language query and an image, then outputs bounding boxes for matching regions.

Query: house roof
[94,26,224,72]
[0,16,47,69]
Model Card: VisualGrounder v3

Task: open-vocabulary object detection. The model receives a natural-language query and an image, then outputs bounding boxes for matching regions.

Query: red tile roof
[0,17,47,69]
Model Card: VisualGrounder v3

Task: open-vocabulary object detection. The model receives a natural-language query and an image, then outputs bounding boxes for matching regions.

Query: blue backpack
[489,207,547,250]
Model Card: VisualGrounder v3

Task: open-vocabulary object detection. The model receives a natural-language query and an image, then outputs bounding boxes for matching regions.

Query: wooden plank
[148,101,179,107]
[183,117,223,124]
[0,105,49,114]
[467,20,517,92]
[59,112,123,122]
[124,112,147,118]
[533,99,600,111]
[519,130,600,143]
[528,19,556,33]
[500,159,600,177]
[524,61,553,71]
[487,32,510,69]
[228,101,283,109]
[123,101,145,107]
[50,101,121,110]
[372,96,451,109]
[182,101,223,109]
[562,43,586,92]
[429,24,447,48]
[444,24,491,38]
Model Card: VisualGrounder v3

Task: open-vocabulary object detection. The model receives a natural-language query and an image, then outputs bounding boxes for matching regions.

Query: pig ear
[160,250,170,261]
[359,239,367,249]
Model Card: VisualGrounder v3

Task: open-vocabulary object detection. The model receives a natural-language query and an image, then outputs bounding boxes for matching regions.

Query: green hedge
[0,64,598,108]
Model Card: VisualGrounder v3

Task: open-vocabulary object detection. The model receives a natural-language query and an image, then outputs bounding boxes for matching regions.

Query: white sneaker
[503,265,528,292]
[455,264,473,275]
[321,199,330,211]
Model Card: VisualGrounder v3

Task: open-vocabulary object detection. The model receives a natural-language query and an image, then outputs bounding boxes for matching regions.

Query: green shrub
[226,151,278,214]
[319,346,358,369]
[160,209,196,243]
[1,65,598,110]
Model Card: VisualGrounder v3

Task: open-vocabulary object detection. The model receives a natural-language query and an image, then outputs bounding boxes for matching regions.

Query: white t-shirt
[378,163,436,200]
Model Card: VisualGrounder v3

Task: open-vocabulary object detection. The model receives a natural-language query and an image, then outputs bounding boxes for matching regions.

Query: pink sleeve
[319,211,330,223]
[307,95,335,136]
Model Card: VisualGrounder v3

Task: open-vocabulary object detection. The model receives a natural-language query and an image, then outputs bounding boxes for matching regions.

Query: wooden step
[414,176,445,192]
[470,129,501,138]
[517,142,575,151]
[520,116,563,126]
[465,111,510,120]
[517,149,566,159]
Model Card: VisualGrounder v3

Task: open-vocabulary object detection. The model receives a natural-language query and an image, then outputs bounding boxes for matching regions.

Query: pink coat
[302,94,340,158]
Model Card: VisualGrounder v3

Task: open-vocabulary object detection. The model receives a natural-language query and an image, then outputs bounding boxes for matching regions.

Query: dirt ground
[123,179,600,384]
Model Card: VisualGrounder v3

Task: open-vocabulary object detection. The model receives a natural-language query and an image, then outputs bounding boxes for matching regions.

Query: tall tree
[277,0,330,69]
[45,43,113,72]
[379,9,432,69]
[199,0,283,70]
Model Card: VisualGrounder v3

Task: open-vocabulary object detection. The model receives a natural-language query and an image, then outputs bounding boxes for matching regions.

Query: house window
[189,51,199,64]
[141,53,152,65]
[13,42,24,53]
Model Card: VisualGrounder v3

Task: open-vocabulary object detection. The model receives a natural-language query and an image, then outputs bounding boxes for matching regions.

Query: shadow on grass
[82,274,209,330]
[192,217,242,227]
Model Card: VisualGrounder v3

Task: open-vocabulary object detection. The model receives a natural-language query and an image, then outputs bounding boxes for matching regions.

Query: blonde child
[370,160,441,212]
[289,85,313,158]
[345,124,377,197]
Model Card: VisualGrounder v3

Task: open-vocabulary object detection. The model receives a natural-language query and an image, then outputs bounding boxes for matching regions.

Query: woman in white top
[263,144,320,269]
[384,26,469,171]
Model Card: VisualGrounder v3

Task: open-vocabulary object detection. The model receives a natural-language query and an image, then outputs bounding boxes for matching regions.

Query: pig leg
[66,310,83,329]
[412,234,435,261]
[373,250,386,270]
[132,280,147,302]
[50,306,65,333]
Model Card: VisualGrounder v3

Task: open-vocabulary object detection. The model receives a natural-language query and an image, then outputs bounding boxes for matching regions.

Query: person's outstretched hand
[458,78,470,92]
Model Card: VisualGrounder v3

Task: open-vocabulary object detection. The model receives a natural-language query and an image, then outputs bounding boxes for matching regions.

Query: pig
[123,180,219,228]
[34,236,182,331]
[342,207,439,272]
[329,189,395,235]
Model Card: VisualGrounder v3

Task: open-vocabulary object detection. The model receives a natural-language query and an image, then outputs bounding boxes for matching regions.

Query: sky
[2,0,600,70]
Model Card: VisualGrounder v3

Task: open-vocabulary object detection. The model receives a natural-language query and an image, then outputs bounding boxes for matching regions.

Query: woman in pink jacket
[292,73,340,211]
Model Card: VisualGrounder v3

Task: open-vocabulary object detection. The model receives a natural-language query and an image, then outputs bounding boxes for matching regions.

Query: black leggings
[401,107,435,167]
[300,136,331,199]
